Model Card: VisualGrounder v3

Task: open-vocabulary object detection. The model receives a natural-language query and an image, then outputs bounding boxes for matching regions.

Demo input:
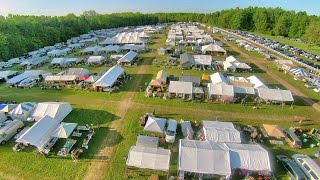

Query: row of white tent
[81,44,146,54]
[100,31,150,45]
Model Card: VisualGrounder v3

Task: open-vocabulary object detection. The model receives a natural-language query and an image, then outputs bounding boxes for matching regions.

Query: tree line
[0,7,319,61]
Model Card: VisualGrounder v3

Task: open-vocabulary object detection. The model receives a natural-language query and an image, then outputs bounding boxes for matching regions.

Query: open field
[0,27,319,180]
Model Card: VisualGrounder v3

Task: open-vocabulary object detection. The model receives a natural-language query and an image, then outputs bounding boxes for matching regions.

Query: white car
[165,119,177,143]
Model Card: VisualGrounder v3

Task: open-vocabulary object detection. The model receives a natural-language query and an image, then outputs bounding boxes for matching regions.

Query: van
[276,155,307,180]
[284,128,302,148]
[165,119,177,143]
[292,154,320,180]
[0,119,24,145]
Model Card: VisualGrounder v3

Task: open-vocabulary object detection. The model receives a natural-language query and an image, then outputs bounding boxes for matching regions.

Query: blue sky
[0,0,319,16]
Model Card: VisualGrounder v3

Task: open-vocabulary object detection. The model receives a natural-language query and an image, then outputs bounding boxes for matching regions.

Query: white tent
[126,146,171,171]
[178,140,231,177]
[9,102,37,121]
[168,81,193,95]
[208,83,234,97]
[225,143,271,172]
[117,51,138,64]
[202,121,241,143]
[246,75,267,89]
[144,116,166,133]
[180,120,194,140]
[16,115,59,149]
[0,111,7,123]
[194,55,212,66]
[87,56,105,64]
[7,70,48,85]
[289,68,309,77]
[0,71,18,81]
[233,86,255,95]
[93,65,125,88]
[136,135,159,148]
[32,102,72,122]
[201,44,227,54]
[0,104,18,113]
[210,72,228,85]
[51,122,77,138]
[257,88,294,102]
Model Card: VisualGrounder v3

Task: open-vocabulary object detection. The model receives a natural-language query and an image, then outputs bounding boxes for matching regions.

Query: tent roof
[16,116,59,149]
[156,70,167,84]
[201,44,226,53]
[180,53,195,65]
[51,122,77,138]
[126,146,171,171]
[202,121,235,129]
[257,88,294,102]
[118,51,137,63]
[84,75,100,83]
[0,111,7,123]
[263,124,285,138]
[65,68,89,77]
[233,86,255,95]
[144,116,166,133]
[179,75,200,85]
[0,71,17,79]
[194,55,212,66]
[225,143,271,171]
[9,102,36,118]
[32,102,72,123]
[179,140,231,176]
[136,135,159,148]
[0,104,18,113]
[202,121,241,143]
[93,65,124,88]
[208,83,234,97]
[7,70,47,84]
[168,81,193,94]
[87,56,104,63]
[149,79,163,87]
[210,72,228,85]
[246,75,267,89]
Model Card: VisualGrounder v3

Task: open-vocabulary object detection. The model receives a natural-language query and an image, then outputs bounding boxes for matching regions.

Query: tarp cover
[263,124,285,138]
[126,146,171,171]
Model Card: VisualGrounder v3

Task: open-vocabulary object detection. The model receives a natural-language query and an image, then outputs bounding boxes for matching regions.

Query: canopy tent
[31,102,72,122]
[179,76,201,86]
[122,44,146,52]
[207,83,234,97]
[201,43,227,55]
[180,53,195,68]
[9,102,36,121]
[102,45,121,53]
[45,75,77,82]
[16,115,59,149]
[178,140,231,177]
[87,56,105,64]
[126,146,171,171]
[0,71,18,81]
[257,88,294,102]
[233,86,255,95]
[7,70,48,85]
[194,55,212,66]
[226,143,271,172]
[289,68,309,77]
[84,75,101,83]
[0,104,18,113]
[246,75,267,89]
[202,121,241,143]
[136,135,159,148]
[149,79,163,88]
[144,116,166,133]
[0,111,7,123]
[263,124,285,138]
[227,76,252,87]
[168,81,193,95]
[93,65,125,88]
[51,122,78,138]
[65,68,89,77]
[50,58,79,67]
[117,51,138,64]
[210,72,228,85]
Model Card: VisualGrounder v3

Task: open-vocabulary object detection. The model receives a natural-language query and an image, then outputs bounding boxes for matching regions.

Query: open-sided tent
[93,65,125,89]
[126,146,171,171]
[257,88,294,103]
[0,71,18,81]
[225,143,271,172]
[168,81,193,96]
[32,102,72,122]
[144,116,166,133]
[263,124,285,138]
[9,102,36,121]
[178,140,231,177]
[194,55,212,66]
[210,72,228,85]
[246,75,267,89]
[117,51,138,65]
[0,111,7,123]
[7,70,48,85]
[16,115,59,149]
[136,135,159,148]
[0,104,18,113]
[207,83,234,102]
[201,43,227,55]
[51,122,77,138]
[87,56,105,65]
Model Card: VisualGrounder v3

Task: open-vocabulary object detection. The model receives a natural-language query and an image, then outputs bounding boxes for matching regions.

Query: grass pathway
[83,60,149,180]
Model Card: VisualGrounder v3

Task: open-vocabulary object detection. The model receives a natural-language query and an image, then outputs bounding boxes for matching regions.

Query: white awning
[51,123,78,138]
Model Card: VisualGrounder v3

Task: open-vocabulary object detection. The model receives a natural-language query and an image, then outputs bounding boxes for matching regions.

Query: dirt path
[216,35,320,113]
[83,60,148,180]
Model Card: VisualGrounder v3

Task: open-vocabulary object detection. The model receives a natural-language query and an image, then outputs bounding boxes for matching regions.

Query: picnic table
[72,131,82,137]
[269,140,284,145]
[57,139,77,156]
[77,125,90,131]
[82,131,94,149]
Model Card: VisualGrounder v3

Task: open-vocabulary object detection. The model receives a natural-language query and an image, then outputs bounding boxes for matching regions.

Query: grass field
[0,27,319,180]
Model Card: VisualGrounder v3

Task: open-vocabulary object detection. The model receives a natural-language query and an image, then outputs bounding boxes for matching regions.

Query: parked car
[292,154,320,180]
[165,119,177,143]
[0,119,24,145]
[276,155,307,180]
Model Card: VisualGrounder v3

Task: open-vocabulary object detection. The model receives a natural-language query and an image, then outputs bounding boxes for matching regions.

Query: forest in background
[0,7,320,61]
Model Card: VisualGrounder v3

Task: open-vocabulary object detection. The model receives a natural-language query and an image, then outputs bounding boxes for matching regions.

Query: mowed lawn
[0,28,319,180]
